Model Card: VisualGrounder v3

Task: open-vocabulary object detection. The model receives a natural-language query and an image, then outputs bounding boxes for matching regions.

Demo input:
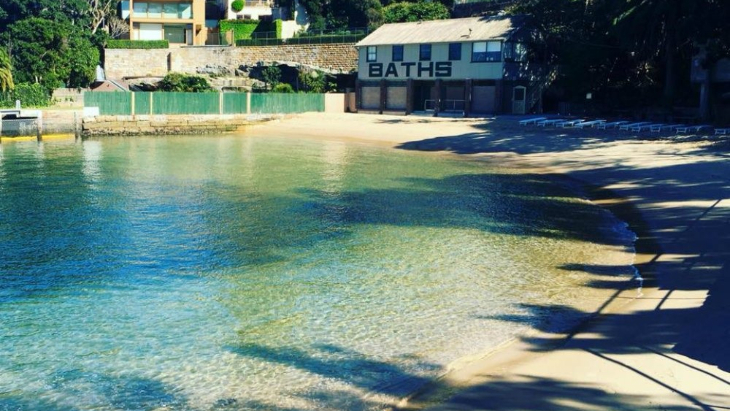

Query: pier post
[36,111,43,141]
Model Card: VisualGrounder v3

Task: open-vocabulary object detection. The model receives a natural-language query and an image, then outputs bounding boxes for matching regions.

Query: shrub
[157,73,213,92]
[272,83,294,93]
[231,0,245,13]
[0,83,51,108]
[106,40,169,49]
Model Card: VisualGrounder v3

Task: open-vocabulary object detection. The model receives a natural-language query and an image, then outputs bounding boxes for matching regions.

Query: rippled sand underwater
[0,135,635,410]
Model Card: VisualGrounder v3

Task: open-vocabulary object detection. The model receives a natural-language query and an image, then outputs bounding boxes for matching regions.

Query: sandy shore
[251,113,730,411]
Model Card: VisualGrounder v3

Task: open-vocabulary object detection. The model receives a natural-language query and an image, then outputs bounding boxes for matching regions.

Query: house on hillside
[120,0,208,45]
[355,15,551,116]
[219,0,286,21]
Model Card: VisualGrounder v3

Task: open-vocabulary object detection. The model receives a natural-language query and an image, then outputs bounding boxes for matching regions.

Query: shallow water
[0,135,635,410]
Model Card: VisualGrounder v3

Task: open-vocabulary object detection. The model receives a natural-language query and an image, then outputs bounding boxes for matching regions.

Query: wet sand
[251,113,730,411]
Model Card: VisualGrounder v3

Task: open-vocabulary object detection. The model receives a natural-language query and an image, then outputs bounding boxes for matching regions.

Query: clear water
[0,135,635,410]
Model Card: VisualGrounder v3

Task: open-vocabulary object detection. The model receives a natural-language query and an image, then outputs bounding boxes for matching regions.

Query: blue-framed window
[472,41,502,62]
[419,44,432,61]
[366,46,377,62]
[449,43,462,61]
[392,45,404,62]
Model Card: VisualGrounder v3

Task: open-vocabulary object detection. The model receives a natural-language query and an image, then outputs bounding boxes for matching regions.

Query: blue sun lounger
[631,123,661,132]
[555,119,585,128]
[597,121,628,130]
[620,122,651,131]
[519,117,547,126]
[676,125,711,134]
[651,124,684,133]
[537,119,565,127]
[574,120,606,129]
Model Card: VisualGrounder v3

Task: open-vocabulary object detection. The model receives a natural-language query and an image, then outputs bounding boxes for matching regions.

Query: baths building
[355,16,550,116]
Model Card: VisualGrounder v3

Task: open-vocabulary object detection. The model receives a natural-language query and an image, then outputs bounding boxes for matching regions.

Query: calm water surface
[0,135,635,410]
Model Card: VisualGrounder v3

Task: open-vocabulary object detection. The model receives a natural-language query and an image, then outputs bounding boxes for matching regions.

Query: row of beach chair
[519,117,729,135]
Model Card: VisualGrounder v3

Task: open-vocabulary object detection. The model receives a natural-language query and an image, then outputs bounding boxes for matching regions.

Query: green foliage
[106,40,170,49]
[231,0,245,13]
[297,70,335,93]
[272,83,295,93]
[275,19,283,39]
[4,18,99,91]
[0,82,51,108]
[383,1,450,23]
[158,73,214,92]
[220,19,281,41]
[261,66,282,89]
[0,48,13,92]
[300,0,384,30]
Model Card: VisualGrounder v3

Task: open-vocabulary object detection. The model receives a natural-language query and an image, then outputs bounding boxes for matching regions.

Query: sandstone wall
[105,44,358,79]
[82,114,279,136]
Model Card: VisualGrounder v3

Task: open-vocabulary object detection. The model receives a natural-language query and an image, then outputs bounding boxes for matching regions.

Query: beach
[251,113,730,411]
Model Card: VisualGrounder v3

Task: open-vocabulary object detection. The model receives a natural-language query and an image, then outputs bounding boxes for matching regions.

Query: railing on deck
[235,28,370,47]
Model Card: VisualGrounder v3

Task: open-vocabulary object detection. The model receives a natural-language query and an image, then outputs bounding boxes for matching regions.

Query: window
[419,44,432,61]
[132,2,193,19]
[472,41,502,62]
[449,43,462,61]
[367,46,377,62]
[392,45,404,62]
[504,42,527,62]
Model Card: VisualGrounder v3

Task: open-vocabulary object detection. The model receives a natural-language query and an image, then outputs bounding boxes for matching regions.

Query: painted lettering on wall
[368,62,452,78]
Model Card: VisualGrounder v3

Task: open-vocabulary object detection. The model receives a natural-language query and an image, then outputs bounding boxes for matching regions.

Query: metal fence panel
[250,93,324,114]
[152,92,220,115]
[134,92,152,115]
[223,93,249,114]
[84,92,132,115]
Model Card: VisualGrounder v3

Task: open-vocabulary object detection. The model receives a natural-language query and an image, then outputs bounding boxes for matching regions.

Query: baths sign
[368,62,453,78]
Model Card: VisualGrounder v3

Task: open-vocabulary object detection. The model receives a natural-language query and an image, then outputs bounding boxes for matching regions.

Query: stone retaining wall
[82,114,280,136]
[105,44,358,79]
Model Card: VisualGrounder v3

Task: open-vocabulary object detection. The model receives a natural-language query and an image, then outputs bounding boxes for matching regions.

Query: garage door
[386,87,406,110]
[361,87,380,110]
[472,86,496,113]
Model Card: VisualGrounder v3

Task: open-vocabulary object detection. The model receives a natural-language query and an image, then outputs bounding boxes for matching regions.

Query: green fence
[84,92,133,116]
[250,93,325,114]
[84,92,326,116]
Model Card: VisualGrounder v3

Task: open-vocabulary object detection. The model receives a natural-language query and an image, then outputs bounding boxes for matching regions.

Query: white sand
[251,113,730,411]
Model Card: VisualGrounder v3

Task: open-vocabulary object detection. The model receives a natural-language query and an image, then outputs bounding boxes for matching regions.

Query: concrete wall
[324,93,345,113]
[105,43,358,79]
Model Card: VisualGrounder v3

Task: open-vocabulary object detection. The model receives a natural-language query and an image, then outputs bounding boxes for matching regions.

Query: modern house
[219,0,285,21]
[120,0,207,45]
[355,15,550,116]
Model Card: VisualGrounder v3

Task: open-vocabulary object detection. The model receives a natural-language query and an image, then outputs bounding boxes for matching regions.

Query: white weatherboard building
[355,16,550,116]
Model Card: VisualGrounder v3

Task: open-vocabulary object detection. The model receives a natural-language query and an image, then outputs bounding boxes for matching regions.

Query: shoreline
[250,112,730,410]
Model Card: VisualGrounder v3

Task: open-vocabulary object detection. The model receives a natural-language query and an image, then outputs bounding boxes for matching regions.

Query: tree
[4,18,99,90]
[85,0,122,34]
[0,48,14,92]
[261,66,282,90]
[383,1,450,24]
[612,0,725,105]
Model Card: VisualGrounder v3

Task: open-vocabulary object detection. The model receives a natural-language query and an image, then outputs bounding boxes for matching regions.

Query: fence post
[246,93,251,115]
[150,93,154,115]
[131,92,136,116]
[219,92,224,115]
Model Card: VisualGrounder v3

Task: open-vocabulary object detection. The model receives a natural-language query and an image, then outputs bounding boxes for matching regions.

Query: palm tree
[0,49,14,93]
